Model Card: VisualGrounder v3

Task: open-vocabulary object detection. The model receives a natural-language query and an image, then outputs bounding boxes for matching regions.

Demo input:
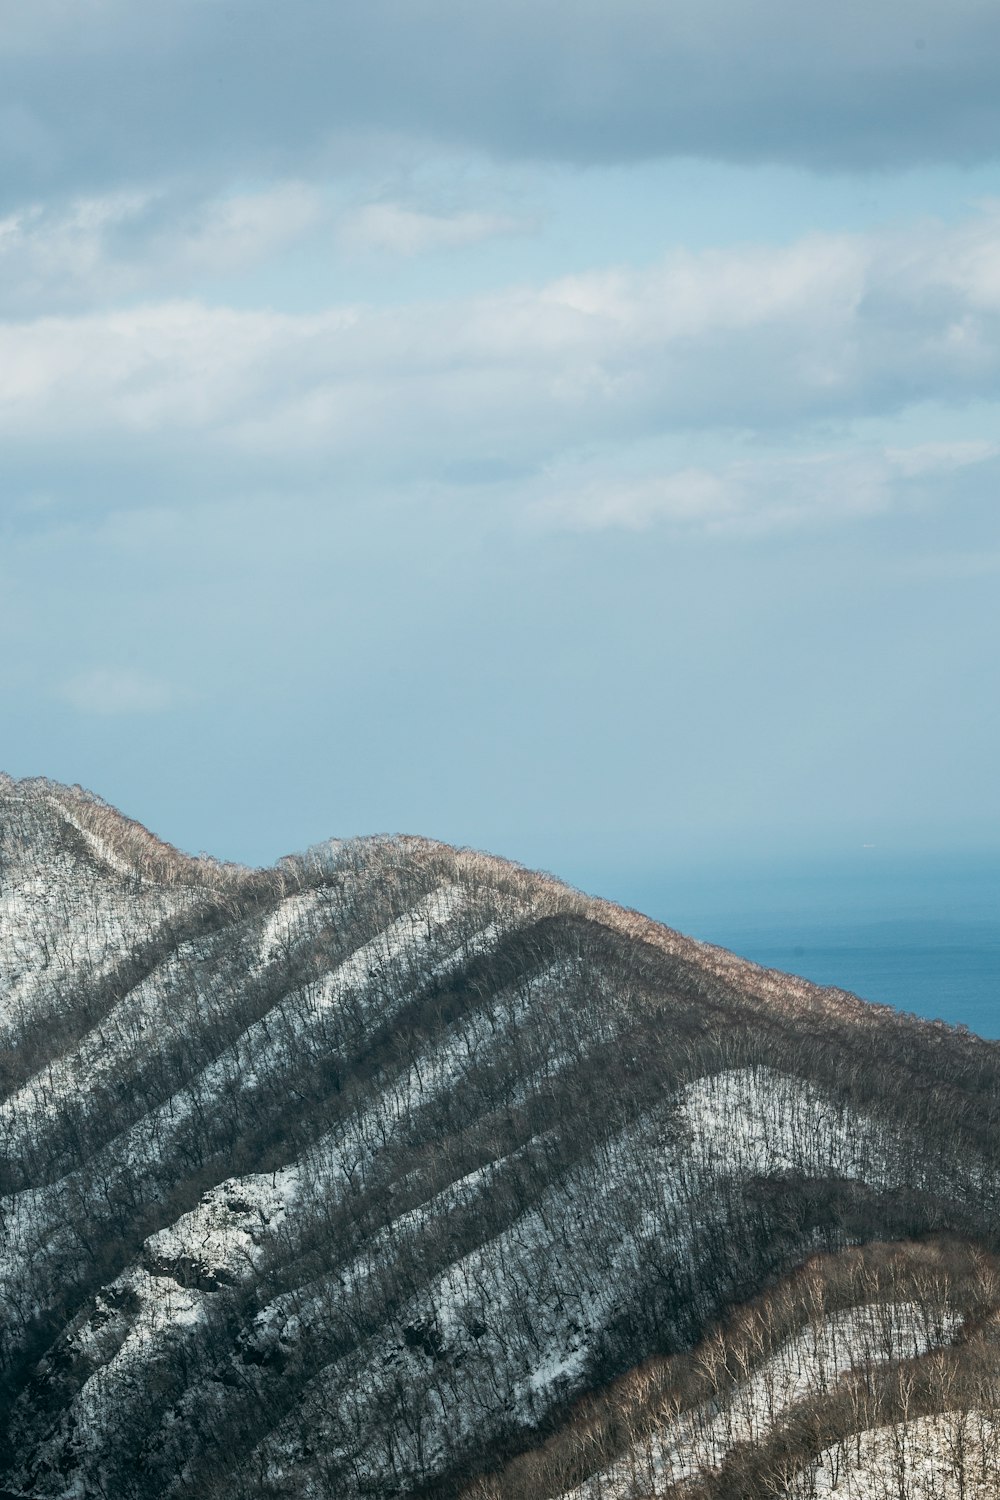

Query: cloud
[57,667,174,715]
[2,0,1000,203]
[0,183,323,314]
[337,202,523,257]
[535,441,1000,534]
[2,207,1000,491]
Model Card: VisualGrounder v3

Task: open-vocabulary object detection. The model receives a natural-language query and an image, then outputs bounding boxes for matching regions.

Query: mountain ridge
[1,775,999,1498]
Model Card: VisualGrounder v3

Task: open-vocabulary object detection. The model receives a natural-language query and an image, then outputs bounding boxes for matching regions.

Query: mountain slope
[1,775,998,1498]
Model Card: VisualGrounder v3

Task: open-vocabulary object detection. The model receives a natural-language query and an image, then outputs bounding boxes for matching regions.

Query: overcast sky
[2,0,999,910]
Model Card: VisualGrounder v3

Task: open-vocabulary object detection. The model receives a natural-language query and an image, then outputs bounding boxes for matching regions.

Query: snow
[0,881,496,1181]
[565,1302,963,1498]
[144,1170,300,1285]
[3,787,997,1500]
[5,1172,304,1497]
[681,1066,884,1184]
[796,1411,1000,1497]
[46,795,137,880]
[0,910,549,1362]
[254,888,322,968]
[16,1265,211,1492]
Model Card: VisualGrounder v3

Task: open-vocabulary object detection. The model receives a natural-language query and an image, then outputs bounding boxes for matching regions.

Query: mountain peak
[2,780,999,1497]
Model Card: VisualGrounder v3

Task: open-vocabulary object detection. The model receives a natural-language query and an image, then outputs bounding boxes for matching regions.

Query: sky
[2,0,999,926]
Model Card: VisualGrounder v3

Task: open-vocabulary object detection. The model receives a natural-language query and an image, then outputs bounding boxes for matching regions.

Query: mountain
[1,774,999,1499]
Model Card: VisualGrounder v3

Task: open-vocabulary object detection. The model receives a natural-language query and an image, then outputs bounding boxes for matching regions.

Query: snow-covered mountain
[1,775,999,1498]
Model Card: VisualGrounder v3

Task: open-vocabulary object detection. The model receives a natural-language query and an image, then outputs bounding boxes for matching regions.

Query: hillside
[1,775,999,1499]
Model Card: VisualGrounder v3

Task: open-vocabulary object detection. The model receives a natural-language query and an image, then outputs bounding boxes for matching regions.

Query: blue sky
[2,0,999,910]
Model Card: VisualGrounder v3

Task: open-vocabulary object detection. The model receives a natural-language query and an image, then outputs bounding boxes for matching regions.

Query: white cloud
[0,183,323,313]
[1,206,1000,498]
[57,667,174,715]
[882,439,999,478]
[337,202,523,256]
[535,441,1000,534]
[540,466,736,531]
[164,183,324,273]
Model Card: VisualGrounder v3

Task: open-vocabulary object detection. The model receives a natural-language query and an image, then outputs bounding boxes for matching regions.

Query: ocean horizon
[705,919,1000,1040]
[592,851,1000,1041]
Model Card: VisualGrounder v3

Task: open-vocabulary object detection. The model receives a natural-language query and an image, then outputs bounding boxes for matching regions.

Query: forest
[1,774,999,1498]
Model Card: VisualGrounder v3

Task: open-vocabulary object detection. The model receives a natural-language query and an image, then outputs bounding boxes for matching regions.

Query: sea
[597,852,1000,1041]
